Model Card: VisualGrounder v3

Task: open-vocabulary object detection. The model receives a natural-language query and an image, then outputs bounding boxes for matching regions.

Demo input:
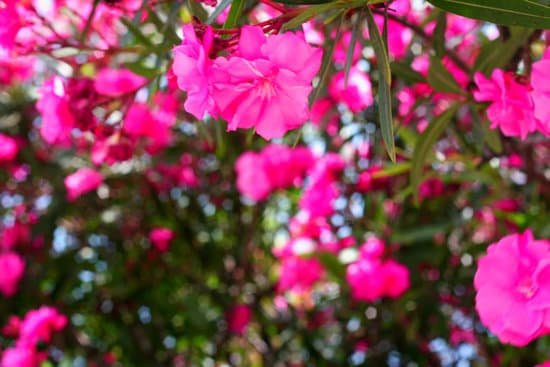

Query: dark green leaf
[433,12,447,57]
[427,0,550,28]
[427,56,466,95]
[366,7,396,162]
[410,104,459,204]
[223,0,246,29]
[207,0,232,24]
[344,10,363,87]
[282,2,340,31]
[390,62,425,84]
[474,27,533,76]
[121,18,155,48]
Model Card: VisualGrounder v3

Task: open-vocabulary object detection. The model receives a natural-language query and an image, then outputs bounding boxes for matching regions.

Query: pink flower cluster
[1,306,67,367]
[64,168,103,202]
[474,58,550,139]
[346,237,410,302]
[474,230,550,346]
[172,24,322,139]
[235,144,314,201]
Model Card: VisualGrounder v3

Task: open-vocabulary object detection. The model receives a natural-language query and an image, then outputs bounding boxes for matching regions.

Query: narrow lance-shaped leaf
[427,0,550,29]
[410,104,460,204]
[365,6,396,162]
[224,0,246,29]
[344,9,363,87]
[433,12,447,57]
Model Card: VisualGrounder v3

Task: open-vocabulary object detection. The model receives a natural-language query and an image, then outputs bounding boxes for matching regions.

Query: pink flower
[226,304,251,335]
[149,227,175,252]
[235,145,313,202]
[94,68,147,97]
[36,76,76,146]
[0,252,25,297]
[299,175,339,218]
[537,362,550,367]
[172,24,216,119]
[329,67,373,113]
[17,306,67,348]
[277,257,324,293]
[235,151,272,202]
[381,260,410,299]
[531,59,550,135]
[0,347,40,367]
[64,168,103,201]
[474,70,537,139]
[123,102,173,153]
[474,230,550,346]
[0,0,21,53]
[346,257,385,302]
[211,26,322,139]
[0,133,18,162]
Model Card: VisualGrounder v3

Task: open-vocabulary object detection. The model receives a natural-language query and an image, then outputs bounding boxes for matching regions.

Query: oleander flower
[474,230,550,346]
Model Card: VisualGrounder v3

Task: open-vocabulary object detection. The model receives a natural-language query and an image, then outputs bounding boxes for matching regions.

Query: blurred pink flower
[36,76,76,146]
[0,133,18,162]
[277,257,324,294]
[17,306,67,348]
[0,0,21,53]
[64,168,103,201]
[474,230,550,346]
[226,304,251,335]
[94,68,147,97]
[329,67,373,113]
[0,252,25,297]
[0,346,39,367]
[149,227,175,253]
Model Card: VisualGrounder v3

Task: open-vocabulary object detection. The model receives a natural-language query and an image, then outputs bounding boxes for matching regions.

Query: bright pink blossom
[226,304,252,335]
[211,26,322,139]
[17,306,67,348]
[277,257,324,293]
[172,24,215,119]
[0,133,18,162]
[36,76,76,146]
[64,168,103,201]
[149,227,175,253]
[0,0,21,53]
[0,347,39,367]
[474,231,550,346]
[0,252,25,297]
[381,260,410,299]
[94,68,147,97]
[474,70,537,139]
[531,59,550,135]
[329,67,373,113]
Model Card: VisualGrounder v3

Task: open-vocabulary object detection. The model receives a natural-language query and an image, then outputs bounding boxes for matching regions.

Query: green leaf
[482,119,503,154]
[410,104,460,204]
[366,7,396,162]
[125,61,158,78]
[273,0,332,4]
[390,62,425,84]
[223,0,245,29]
[344,10,363,87]
[282,2,340,31]
[426,0,550,29]
[427,56,466,95]
[433,12,447,57]
[207,0,232,24]
[474,27,533,76]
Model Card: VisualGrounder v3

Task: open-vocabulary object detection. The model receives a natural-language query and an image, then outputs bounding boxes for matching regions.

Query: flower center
[257,77,276,100]
[517,277,537,299]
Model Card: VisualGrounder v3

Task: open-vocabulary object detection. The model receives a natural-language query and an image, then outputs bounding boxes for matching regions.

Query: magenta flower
[0,0,21,53]
[531,59,550,135]
[235,151,272,202]
[36,76,76,146]
[211,26,322,139]
[474,230,550,346]
[329,67,373,113]
[225,304,252,335]
[17,306,67,348]
[380,260,410,299]
[64,168,103,201]
[277,257,325,293]
[0,346,39,367]
[0,133,18,162]
[0,252,25,297]
[172,24,216,119]
[94,68,147,97]
[149,227,175,253]
[474,70,537,139]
